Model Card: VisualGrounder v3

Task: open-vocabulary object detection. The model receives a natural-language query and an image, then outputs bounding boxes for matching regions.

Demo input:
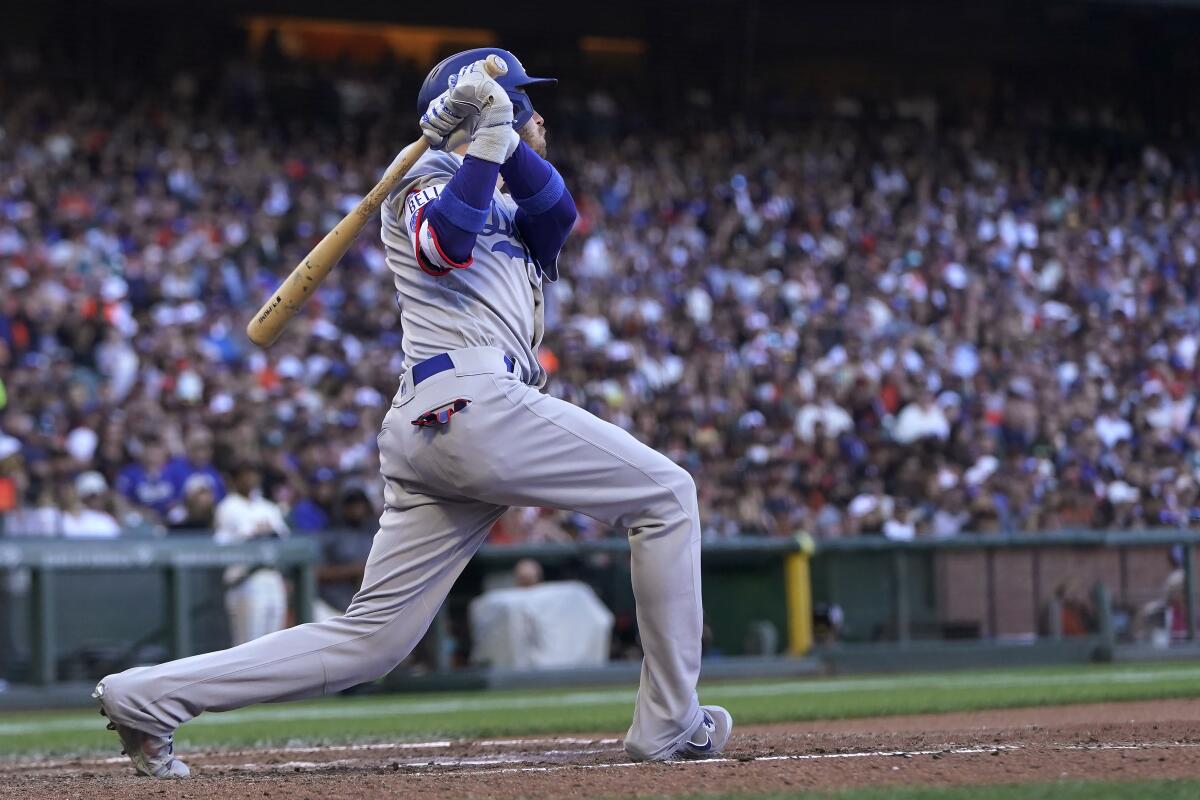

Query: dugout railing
[2,529,1200,690]
[0,537,319,686]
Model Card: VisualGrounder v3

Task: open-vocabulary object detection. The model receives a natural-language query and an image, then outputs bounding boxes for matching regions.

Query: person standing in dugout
[92,47,732,778]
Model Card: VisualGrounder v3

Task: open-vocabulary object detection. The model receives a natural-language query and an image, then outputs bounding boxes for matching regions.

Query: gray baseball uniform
[97,148,704,762]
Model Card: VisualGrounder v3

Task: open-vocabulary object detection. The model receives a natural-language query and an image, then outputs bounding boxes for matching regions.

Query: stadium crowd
[3,52,1200,544]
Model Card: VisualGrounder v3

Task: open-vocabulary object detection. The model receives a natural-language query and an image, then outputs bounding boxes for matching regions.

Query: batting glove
[420,61,519,163]
[420,91,470,151]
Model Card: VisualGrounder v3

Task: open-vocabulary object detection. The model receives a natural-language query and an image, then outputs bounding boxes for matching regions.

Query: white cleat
[675,705,733,759]
[93,681,190,778]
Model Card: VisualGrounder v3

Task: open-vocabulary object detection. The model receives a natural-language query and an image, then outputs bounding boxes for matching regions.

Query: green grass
[4,661,1200,757]
[682,782,1200,799]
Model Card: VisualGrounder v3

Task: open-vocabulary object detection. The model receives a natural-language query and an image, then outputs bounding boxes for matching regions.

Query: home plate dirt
[6,699,1200,799]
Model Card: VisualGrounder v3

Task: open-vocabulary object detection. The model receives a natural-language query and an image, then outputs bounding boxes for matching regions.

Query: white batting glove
[420,92,470,151]
[419,60,519,163]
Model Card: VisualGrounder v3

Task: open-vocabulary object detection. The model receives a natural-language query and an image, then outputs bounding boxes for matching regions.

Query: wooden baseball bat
[246,53,509,347]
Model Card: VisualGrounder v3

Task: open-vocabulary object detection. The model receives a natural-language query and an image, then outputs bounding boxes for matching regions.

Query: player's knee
[360,652,409,682]
[332,609,422,677]
[335,631,414,683]
[657,464,699,525]
[96,668,143,719]
[99,669,131,699]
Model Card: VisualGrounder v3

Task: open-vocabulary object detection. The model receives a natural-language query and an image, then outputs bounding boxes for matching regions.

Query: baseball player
[92,47,731,778]
[213,463,290,645]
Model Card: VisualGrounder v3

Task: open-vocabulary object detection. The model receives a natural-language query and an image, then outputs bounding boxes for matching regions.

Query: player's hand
[420,60,513,151]
[420,91,469,151]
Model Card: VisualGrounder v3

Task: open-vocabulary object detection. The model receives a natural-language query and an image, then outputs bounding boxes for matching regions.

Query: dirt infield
[6,699,1200,799]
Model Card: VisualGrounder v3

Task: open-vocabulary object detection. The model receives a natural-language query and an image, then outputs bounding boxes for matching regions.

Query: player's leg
[495,381,709,760]
[96,490,503,738]
[410,370,711,761]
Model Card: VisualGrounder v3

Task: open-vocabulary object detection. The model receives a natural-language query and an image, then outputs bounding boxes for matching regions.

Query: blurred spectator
[1095,404,1134,450]
[469,559,613,669]
[0,435,21,530]
[489,507,576,544]
[60,471,121,538]
[892,392,951,445]
[290,468,338,532]
[1044,579,1097,637]
[167,473,219,531]
[309,483,374,618]
[214,464,290,645]
[812,602,845,646]
[514,558,544,588]
[114,437,176,525]
[794,388,853,442]
[1133,545,1188,645]
[163,431,226,507]
[929,488,970,538]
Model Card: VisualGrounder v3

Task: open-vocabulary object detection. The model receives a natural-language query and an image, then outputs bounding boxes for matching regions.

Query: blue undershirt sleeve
[422,155,501,265]
[500,143,578,280]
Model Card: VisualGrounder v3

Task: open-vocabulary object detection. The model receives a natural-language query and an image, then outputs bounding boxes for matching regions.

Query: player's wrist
[467,124,520,165]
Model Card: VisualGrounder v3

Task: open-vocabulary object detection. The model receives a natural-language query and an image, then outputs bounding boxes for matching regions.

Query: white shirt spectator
[892,400,951,444]
[4,506,63,537]
[95,334,140,402]
[0,434,20,463]
[965,455,1000,487]
[60,508,121,539]
[848,493,894,519]
[883,517,916,541]
[931,509,969,538]
[794,400,854,442]
[214,490,290,586]
[68,470,121,538]
[5,505,119,538]
[214,492,289,546]
[1145,392,1195,433]
[1095,412,1133,449]
[573,314,612,348]
[65,427,99,463]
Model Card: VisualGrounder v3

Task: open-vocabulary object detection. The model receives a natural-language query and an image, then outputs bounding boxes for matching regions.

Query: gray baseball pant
[100,347,704,761]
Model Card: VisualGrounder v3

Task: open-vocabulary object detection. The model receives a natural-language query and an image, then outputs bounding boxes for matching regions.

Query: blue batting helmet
[417,47,556,130]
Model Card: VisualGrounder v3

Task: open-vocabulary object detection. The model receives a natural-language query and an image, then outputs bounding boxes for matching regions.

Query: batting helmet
[417,47,556,131]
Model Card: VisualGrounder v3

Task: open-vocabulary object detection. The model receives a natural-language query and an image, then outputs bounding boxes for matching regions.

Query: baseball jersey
[213,492,290,584]
[381,148,547,388]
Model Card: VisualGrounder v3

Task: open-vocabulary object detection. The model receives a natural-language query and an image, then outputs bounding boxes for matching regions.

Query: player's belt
[411,351,516,386]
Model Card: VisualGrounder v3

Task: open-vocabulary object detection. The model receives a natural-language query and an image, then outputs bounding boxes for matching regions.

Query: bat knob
[484,54,508,78]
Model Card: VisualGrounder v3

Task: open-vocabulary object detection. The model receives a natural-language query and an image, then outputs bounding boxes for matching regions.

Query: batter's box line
[12,739,1200,775]
[201,740,1200,774]
[440,741,1200,778]
[3,737,623,771]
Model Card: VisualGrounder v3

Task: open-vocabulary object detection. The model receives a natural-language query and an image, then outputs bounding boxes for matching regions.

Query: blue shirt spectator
[115,438,177,522]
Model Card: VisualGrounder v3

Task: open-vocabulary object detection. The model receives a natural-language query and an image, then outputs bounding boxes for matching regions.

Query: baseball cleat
[675,705,733,759]
[93,681,190,778]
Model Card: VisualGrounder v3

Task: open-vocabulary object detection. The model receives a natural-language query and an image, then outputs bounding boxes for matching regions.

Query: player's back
[381,148,546,387]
